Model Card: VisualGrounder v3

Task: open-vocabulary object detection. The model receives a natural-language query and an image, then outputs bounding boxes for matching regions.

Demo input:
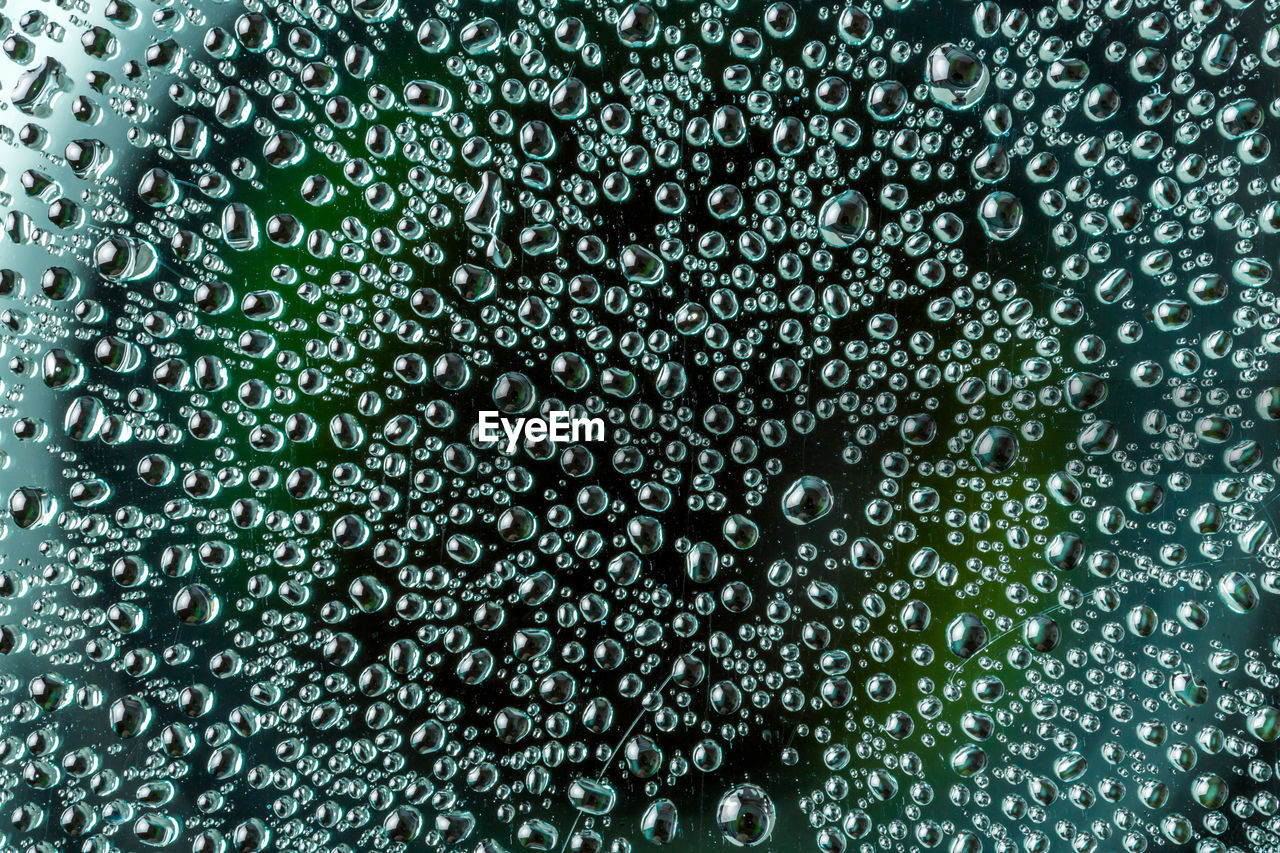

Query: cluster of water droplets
[3,0,1280,851]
